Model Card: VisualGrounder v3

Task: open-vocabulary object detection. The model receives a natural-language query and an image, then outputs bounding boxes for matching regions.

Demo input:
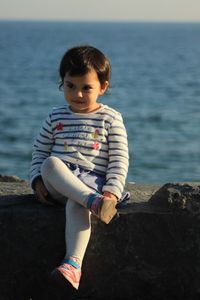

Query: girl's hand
[103,191,118,203]
[34,177,53,205]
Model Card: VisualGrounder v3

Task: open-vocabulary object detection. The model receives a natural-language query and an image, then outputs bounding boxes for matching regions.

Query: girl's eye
[83,85,92,92]
[65,82,74,89]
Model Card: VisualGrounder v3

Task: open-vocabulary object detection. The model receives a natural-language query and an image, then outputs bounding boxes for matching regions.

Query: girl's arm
[30,112,54,189]
[102,113,129,200]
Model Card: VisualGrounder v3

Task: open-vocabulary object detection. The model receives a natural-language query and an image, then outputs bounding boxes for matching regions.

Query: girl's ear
[99,81,109,95]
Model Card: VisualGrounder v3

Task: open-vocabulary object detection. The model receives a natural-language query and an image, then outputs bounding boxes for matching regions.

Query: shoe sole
[51,268,79,292]
[100,199,117,224]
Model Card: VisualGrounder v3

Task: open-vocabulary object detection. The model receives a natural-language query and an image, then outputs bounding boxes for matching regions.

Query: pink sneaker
[52,258,81,290]
[87,193,117,224]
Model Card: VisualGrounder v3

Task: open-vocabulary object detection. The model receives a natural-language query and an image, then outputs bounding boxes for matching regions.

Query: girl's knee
[41,156,61,176]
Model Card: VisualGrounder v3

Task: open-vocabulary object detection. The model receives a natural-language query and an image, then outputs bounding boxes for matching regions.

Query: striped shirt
[30,104,129,199]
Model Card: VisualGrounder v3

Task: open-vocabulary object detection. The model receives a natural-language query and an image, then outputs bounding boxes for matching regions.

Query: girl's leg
[65,199,91,262]
[41,157,91,259]
[41,158,92,290]
[41,156,94,207]
[41,156,117,224]
[41,156,116,290]
[53,200,91,290]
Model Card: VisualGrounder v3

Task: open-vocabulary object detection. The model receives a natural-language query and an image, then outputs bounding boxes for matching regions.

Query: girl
[30,45,129,291]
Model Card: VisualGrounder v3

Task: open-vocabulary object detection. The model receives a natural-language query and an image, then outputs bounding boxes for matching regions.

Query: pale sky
[0,0,200,22]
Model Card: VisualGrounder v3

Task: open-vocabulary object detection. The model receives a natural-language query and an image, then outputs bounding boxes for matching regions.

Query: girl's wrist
[103,191,118,201]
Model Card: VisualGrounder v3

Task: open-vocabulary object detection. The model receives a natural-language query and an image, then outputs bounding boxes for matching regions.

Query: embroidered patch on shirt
[92,142,100,150]
[64,141,68,150]
[77,141,87,147]
[91,129,100,139]
[56,122,64,131]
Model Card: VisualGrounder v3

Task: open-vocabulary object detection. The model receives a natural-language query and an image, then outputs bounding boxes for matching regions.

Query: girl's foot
[51,257,81,290]
[87,193,117,224]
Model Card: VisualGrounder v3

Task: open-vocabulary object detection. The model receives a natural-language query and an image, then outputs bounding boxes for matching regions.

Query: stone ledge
[0,177,200,300]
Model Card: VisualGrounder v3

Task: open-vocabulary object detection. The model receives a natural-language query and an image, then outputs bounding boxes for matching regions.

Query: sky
[0,0,200,22]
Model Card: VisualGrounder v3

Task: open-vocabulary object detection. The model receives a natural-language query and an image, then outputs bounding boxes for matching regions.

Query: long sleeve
[102,113,129,199]
[30,113,53,188]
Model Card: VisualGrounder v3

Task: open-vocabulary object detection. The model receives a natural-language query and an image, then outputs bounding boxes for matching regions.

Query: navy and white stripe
[30,104,129,199]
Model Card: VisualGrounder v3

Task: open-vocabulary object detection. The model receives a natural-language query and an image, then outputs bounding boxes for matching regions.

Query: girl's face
[63,69,108,113]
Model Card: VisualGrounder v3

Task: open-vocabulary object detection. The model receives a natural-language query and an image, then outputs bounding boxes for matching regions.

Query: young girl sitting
[30,45,129,291]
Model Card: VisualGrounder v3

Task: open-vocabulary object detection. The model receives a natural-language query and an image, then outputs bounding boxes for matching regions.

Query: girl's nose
[75,90,83,98]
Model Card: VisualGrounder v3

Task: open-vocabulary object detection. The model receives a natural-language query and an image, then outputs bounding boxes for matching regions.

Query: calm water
[0,21,200,183]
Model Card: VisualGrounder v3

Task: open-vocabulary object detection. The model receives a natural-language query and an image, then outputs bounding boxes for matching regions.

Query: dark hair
[59,45,111,89]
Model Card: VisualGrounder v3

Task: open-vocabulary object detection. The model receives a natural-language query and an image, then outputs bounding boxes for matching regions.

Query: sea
[0,21,200,184]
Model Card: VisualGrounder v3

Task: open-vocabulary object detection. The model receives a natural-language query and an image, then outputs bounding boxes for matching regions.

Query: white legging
[41,156,97,264]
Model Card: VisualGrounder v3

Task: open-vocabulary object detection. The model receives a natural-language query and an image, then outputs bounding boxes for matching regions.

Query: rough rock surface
[0,175,200,300]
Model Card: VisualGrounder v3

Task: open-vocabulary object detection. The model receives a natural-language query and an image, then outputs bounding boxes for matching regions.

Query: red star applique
[56,122,64,131]
[92,142,100,150]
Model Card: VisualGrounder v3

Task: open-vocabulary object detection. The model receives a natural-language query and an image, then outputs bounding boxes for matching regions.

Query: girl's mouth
[73,100,85,104]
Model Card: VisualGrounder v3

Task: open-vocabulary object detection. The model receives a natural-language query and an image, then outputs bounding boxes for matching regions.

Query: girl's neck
[69,104,102,114]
